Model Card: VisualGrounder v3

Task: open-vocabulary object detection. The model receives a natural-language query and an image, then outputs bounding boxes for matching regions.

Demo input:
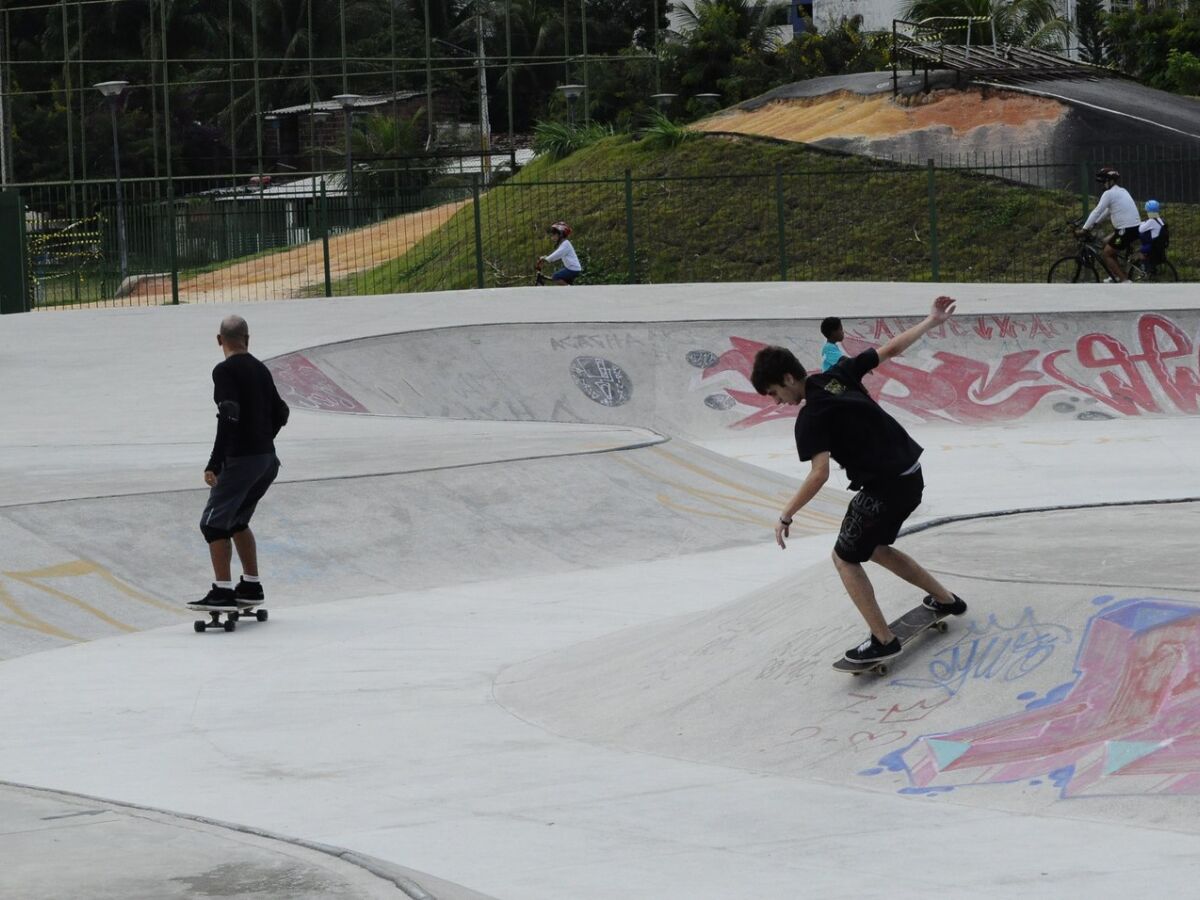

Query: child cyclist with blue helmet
[537,221,583,286]
[1137,200,1168,273]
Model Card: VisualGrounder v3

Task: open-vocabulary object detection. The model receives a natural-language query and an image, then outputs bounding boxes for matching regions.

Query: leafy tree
[1166,48,1200,95]
[1073,0,1109,65]
[904,0,1069,51]
[667,1,789,103]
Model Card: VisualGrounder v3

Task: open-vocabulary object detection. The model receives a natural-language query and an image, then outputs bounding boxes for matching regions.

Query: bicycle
[1047,220,1178,283]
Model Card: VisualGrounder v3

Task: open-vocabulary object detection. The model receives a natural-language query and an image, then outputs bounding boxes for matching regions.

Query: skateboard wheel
[934,621,948,633]
[876,665,889,676]
[223,620,236,632]
[256,609,268,622]
[193,621,205,633]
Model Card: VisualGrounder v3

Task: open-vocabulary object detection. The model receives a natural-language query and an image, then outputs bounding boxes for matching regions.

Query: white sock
[242,575,261,583]
[216,580,235,590]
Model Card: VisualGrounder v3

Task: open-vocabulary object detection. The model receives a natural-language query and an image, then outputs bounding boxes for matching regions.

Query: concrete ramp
[271,309,1200,434]
[0,439,847,660]
[495,500,1200,830]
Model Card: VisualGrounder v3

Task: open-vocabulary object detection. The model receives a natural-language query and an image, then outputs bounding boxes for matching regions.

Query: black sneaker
[188,584,239,610]
[844,634,902,663]
[923,594,967,616]
[234,577,264,605]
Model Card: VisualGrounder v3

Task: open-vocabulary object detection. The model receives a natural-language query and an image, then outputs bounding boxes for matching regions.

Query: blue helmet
[1145,199,1161,215]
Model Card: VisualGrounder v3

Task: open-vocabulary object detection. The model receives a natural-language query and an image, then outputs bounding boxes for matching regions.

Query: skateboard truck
[193,604,268,633]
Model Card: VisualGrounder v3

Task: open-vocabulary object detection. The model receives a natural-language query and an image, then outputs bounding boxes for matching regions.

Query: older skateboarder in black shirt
[189,315,289,610]
[751,296,967,665]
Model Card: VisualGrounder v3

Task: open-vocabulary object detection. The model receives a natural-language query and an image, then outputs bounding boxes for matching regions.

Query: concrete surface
[0,782,493,900]
[3,281,1200,898]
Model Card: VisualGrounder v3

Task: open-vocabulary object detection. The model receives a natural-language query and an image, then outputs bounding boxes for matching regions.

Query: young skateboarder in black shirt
[190,315,289,610]
[751,296,966,664]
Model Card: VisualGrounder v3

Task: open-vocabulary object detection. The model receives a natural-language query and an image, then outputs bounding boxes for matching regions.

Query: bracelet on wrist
[779,516,793,526]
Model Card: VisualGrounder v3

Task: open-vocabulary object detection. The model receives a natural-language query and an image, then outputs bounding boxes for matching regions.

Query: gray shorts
[200,453,279,542]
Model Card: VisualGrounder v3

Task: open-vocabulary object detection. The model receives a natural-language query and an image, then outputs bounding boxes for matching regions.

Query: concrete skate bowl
[267,308,1200,432]
[695,71,1200,197]
[494,500,1200,832]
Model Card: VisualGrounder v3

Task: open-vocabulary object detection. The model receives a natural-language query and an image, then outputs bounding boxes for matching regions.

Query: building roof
[269,91,426,117]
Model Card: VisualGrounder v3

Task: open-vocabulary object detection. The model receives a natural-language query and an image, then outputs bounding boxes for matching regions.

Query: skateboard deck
[193,601,268,633]
[832,604,949,676]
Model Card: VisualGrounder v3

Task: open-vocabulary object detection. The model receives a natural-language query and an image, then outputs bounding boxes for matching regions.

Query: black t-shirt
[794,349,922,490]
[206,353,290,474]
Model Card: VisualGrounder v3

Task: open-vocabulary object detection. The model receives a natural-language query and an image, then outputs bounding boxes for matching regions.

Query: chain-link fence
[6,145,1198,310]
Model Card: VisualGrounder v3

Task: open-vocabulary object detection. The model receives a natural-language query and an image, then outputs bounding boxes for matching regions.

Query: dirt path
[96,197,467,307]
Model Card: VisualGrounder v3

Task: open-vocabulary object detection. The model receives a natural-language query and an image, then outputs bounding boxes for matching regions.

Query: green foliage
[1166,48,1200,96]
[904,0,1069,51]
[778,16,890,82]
[532,120,616,161]
[1074,0,1110,65]
[1104,7,1200,90]
[637,109,696,150]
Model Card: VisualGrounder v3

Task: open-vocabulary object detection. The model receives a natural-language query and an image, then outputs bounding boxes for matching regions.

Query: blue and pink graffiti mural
[869,596,1200,798]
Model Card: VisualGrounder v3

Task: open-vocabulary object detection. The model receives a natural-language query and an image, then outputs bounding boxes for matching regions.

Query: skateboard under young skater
[193,601,268,633]
[832,601,952,676]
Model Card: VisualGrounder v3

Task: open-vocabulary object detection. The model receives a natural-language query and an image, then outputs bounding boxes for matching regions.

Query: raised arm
[877,296,957,363]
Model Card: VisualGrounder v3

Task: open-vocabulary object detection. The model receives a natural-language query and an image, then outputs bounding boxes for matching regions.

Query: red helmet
[548,221,572,239]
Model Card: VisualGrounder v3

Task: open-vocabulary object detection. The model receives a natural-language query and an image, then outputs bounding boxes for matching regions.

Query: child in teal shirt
[820,317,847,372]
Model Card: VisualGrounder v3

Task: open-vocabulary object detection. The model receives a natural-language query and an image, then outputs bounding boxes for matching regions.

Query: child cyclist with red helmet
[537,221,582,285]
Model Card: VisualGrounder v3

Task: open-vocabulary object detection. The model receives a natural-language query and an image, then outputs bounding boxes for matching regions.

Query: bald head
[218,315,249,352]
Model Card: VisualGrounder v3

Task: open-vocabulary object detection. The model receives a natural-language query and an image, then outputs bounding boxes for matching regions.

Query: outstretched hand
[930,295,957,323]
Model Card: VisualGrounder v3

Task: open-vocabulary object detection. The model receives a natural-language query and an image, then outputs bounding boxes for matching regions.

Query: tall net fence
[7,144,1199,309]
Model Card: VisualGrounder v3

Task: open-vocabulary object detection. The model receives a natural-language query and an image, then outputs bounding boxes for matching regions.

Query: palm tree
[904,0,1069,52]
[674,0,790,54]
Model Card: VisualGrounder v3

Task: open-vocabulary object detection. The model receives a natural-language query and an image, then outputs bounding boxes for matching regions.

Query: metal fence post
[0,189,31,313]
[472,173,484,289]
[167,183,179,305]
[1078,159,1090,220]
[927,158,940,282]
[624,168,635,283]
[320,180,332,298]
[775,164,788,281]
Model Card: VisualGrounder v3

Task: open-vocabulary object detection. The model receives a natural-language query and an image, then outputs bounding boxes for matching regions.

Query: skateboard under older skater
[193,602,268,633]
[832,604,949,676]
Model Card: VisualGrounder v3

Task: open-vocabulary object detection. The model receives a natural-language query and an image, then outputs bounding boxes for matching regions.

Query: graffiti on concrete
[267,354,369,413]
[893,607,1072,699]
[702,313,1200,427]
[877,596,1200,797]
[571,356,633,407]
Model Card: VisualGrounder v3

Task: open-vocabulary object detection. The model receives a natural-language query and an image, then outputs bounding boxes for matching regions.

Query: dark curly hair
[751,346,806,395]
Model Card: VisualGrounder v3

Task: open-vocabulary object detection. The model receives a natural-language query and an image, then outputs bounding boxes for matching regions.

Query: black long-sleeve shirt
[206,353,290,474]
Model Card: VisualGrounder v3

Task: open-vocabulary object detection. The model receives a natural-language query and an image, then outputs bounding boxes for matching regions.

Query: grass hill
[332,131,1195,294]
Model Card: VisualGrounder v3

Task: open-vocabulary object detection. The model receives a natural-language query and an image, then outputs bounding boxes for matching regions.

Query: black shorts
[200,453,279,542]
[1109,226,1139,252]
[834,469,924,564]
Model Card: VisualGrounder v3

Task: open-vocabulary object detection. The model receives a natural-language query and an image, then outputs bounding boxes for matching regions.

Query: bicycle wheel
[1048,255,1099,283]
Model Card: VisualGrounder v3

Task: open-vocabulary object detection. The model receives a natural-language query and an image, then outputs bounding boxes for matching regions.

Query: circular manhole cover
[570,357,633,407]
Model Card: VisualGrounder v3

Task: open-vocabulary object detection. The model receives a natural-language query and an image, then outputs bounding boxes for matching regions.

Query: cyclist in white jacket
[538,221,582,286]
[1079,167,1140,283]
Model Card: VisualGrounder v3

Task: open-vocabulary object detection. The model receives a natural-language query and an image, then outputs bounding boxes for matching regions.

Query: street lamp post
[333,93,360,226]
[558,84,585,126]
[95,80,130,285]
[651,92,677,114]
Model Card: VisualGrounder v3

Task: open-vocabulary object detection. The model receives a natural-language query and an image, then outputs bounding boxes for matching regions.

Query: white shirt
[544,239,581,272]
[1083,186,1140,231]
[1139,217,1163,241]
